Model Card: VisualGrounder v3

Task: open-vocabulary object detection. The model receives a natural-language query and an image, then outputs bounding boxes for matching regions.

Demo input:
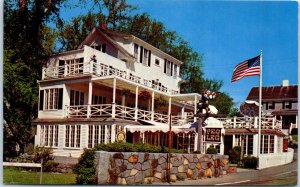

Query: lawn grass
[3,167,77,184]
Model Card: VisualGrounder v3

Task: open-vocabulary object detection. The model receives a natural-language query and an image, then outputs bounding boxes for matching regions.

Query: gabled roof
[246,85,298,101]
[77,27,135,62]
[79,27,184,65]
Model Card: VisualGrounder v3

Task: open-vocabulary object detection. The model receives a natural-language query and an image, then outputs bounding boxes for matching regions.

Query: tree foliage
[4,0,63,156]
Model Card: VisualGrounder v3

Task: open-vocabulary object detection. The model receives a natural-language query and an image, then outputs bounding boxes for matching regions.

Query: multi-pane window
[40,125,59,147]
[235,135,253,155]
[88,125,112,148]
[134,43,139,58]
[173,64,178,77]
[70,90,84,106]
[260,135,275,154]
[41,88,63,110]
[282,101,292,109]
[66,58,84,75]
[92,95,106,105]
[65,125,81,148]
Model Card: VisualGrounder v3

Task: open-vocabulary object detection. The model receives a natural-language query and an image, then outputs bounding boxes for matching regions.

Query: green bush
[32,146,58,172]
[228,146,241,164]
[74,148,97,184]
[242,156,257,169]
[206,147,217,154]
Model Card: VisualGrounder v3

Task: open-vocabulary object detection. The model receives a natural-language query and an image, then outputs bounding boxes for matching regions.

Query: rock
[195,163,201,170]
[186,169,193,178]
[127,163,134,170]
[199,171,205,178]
[158,157,166,164]
[130,169,138,176]
[178,165,184,173]
[134,163,141,170]
[143,177,154,184]
[128,155,138,164]
[183,158,189,165]
[222,171,227,175]
[173,160,182,167]
[170,174,177,181]
[125,176,135,185]
[201,162,206,169]
[113,153,124,159]
[222,158,229,165]
[205,168,212,178]
[207,162,212,168]
[154,172,162,179]
[134,172,143,183]
[144,153,150,162]
[151,159,159,168]
[214,159,220,168]
[117,177,127,185]
[142,161,150,170]
[189,163,196,169]
[170,167,177,174]
[144,169,151,177]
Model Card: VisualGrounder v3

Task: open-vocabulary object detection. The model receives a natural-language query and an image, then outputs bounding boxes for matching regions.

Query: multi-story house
[246,80,298,135]
[33,26,202,156]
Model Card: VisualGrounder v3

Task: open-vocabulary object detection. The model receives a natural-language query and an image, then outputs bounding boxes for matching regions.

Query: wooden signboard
[205,128,221,142]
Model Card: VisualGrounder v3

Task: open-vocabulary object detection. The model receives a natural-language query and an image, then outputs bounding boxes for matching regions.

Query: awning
[125,120,196,134]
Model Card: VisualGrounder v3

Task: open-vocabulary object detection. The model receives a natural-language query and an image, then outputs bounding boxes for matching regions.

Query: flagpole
[257,50,263,168]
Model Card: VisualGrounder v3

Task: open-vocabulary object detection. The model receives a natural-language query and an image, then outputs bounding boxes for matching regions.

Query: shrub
[74,148,97,184]
[32,146,58,172]
[228,146,241,164]
[206,147,217,154]
[291,128,298,135]
[241,156,257,169]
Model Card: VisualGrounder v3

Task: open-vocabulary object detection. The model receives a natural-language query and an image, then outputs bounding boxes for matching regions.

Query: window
[282,101,292,109]
[174,64,178,77]
[155,59,160,66]
[41,88,63,110]
[164,59,173,76]
[70,90,84,106]
[88,125,112,148]
[235,135,253,155]
[134,43,139,58]
[92,95,106,105]
[66,58,84,75]
[40,125,59,147]
[143,49,148,65]
[65,125,81,148]
[260,135,275,154]
[92,44,106,53]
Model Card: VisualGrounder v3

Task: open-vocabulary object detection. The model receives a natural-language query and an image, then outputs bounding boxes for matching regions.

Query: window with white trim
[70,90,84,106]
[66,58,84,75]
[235,135,253,155]
[173,64,178,77]
[92,95,106,105]
[65,125,81,148]
[88,125,112,148]
[40,125,59,147]
[260,135,275,154]
[134,43,139,58]
[40,88,63,110]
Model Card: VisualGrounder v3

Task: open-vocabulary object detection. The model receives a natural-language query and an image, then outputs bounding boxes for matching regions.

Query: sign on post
[205,128,221,142]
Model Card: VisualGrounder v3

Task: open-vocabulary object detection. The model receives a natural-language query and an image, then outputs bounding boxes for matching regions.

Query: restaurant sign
[205,128,221,142]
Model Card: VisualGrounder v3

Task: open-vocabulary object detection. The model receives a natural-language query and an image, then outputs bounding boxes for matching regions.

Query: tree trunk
[197,117,203,153]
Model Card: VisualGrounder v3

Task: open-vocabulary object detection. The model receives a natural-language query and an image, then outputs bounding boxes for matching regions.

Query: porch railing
[43,61,179,95]
[66,104,282,130]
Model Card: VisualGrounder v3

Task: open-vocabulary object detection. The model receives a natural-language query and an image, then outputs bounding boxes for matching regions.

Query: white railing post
[134,86,139,121]
[194,96,198,123]
[272,117,275,129]
[254,117,258,128]
[151,91,155,121]
[90,60,94,74]
[64,63,68,76]
[233,116,237,128]
[87,80,93,118]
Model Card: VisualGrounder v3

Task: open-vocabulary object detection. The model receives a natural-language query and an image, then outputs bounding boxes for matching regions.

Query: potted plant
[138,90,151,100]
[154,96,167,109]
[121,89,131,97]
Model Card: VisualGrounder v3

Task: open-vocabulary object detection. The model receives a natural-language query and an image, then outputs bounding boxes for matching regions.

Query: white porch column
[233,116,237,128]
[62,84,69,118]
[254,117,258,128]
[87,80,93,118]
[112,78,116,118]
[274,135,278,154]
[80,125,89,149]
[168,97,172,123]
[111,124,116,143]
[253,134,259,157]
[134,86,139,121]
[194,133,198,151]
[272,117,275,129]
[194,96,197,122]
[58,125,65,150]
[151,91,155,121]
[220,135,224,155]
[35,125,41,146]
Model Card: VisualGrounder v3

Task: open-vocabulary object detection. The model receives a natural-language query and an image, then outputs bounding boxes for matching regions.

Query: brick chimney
[282,80,289,86]
[99,22,106,31]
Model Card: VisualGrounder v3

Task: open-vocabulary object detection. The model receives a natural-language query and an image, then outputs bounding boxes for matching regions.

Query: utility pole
[197,115,203,153]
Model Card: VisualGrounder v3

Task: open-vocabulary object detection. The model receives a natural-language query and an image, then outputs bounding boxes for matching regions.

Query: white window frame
[65,125,81,148]
[88,125,112,148]
[40,125,59,147]
[44,88,59,110]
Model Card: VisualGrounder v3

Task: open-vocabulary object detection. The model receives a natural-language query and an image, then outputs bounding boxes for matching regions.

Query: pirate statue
[196,90,217,126]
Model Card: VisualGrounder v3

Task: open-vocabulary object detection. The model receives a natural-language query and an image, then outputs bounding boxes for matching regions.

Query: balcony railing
[43,61,179,95]
[217,116,282,130]
[66,104,282,130]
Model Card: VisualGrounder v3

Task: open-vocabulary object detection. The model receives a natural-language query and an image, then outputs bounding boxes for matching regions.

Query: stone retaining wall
[95,151,230,184]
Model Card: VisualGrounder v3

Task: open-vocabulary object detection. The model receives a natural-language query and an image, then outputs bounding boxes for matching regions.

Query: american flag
[231,55,260,82]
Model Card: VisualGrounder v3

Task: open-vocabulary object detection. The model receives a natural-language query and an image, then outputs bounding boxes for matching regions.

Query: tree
[4,0,63,156]
[209,92,234,116]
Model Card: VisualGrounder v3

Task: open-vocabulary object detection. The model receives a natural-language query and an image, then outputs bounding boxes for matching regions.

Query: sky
[61,0,298,107]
